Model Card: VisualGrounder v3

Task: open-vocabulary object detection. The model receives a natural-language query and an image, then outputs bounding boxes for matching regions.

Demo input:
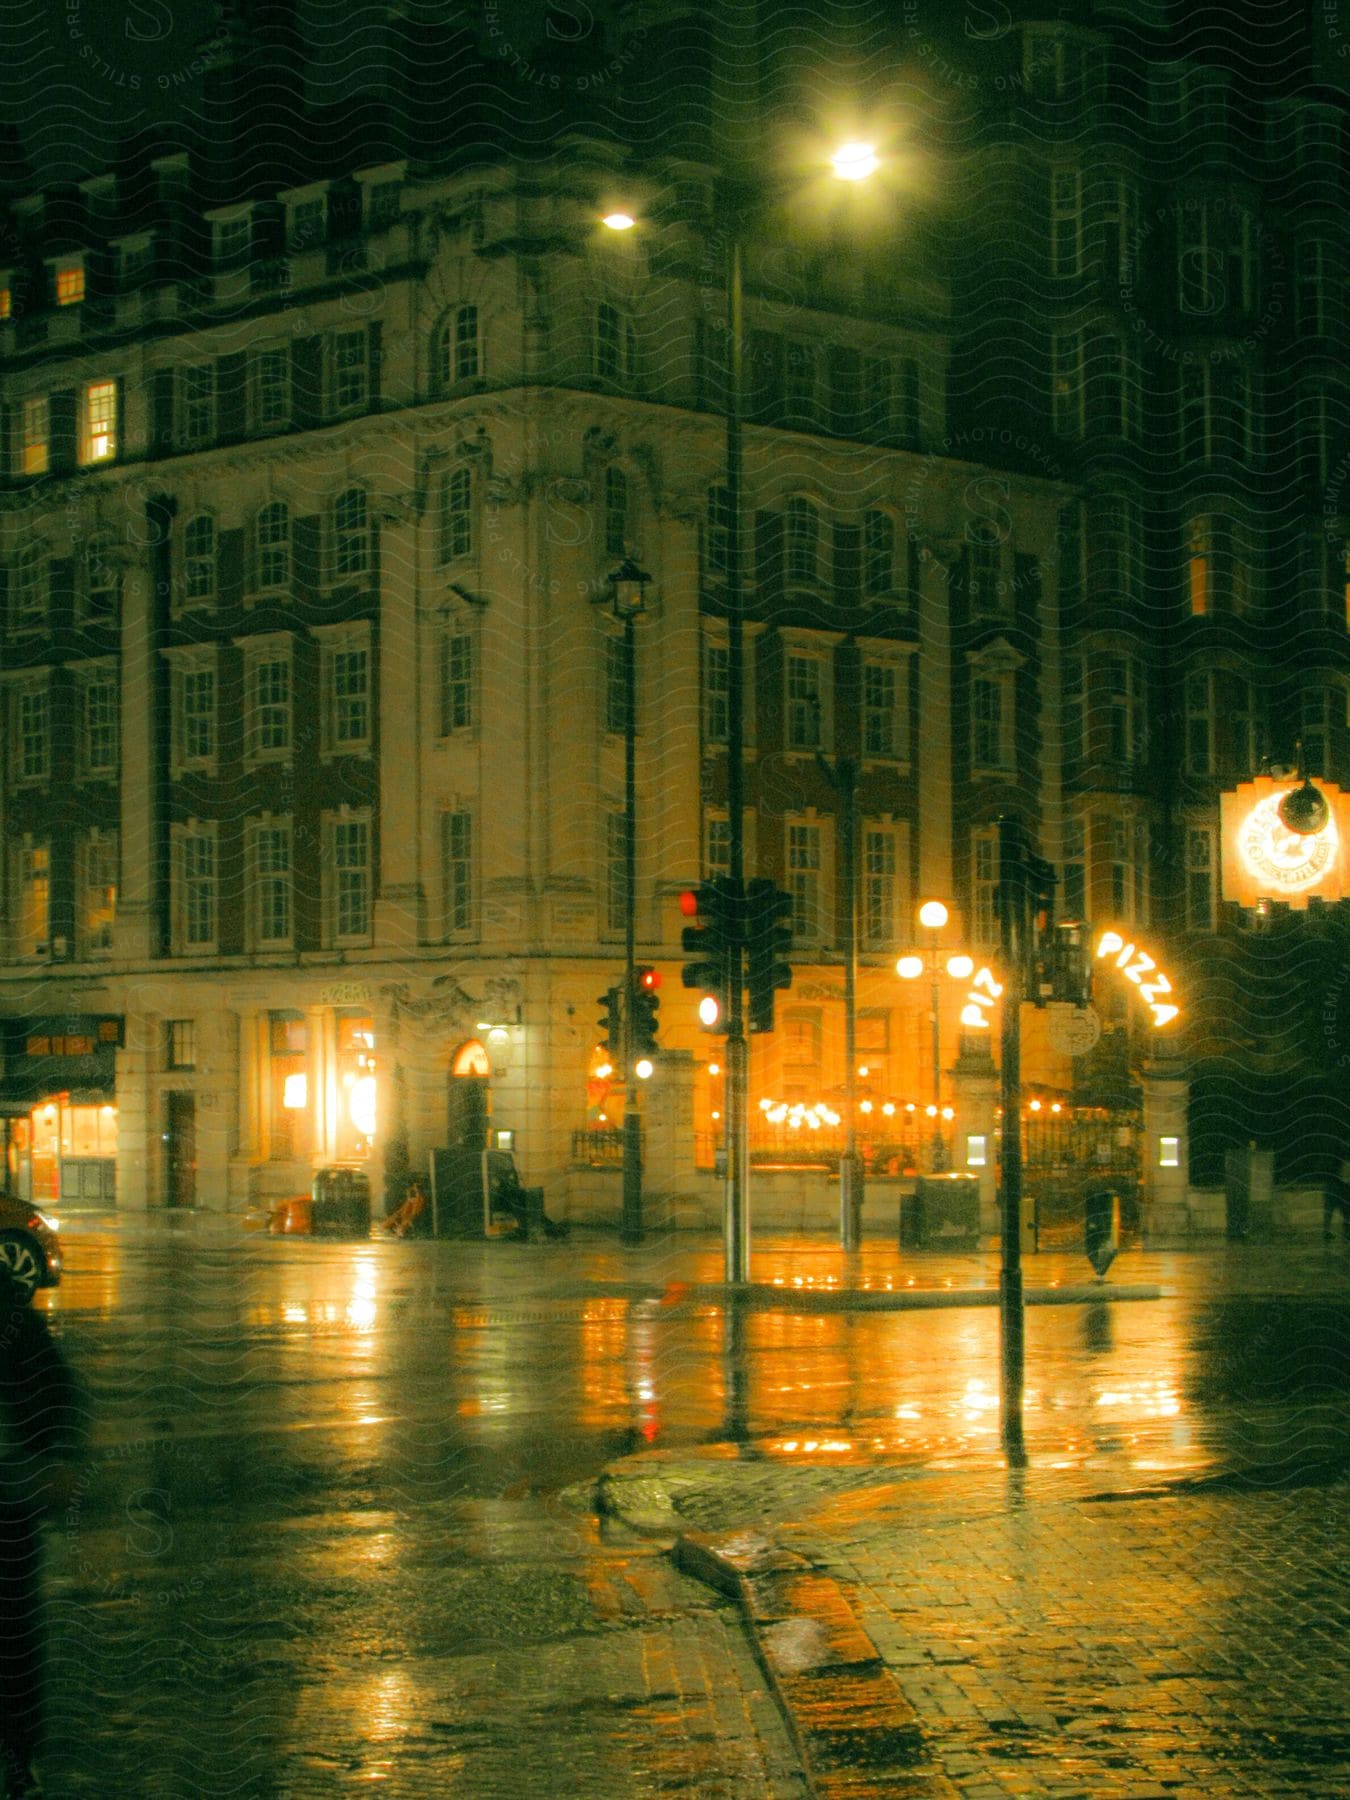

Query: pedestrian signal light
[629,965,662,1064]
[597,984,623,1058]
[745,878,793,1034]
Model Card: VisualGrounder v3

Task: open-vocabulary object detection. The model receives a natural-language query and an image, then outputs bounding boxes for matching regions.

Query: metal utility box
[429,1147,546,1239]
[310,1167,372,1237]
[901,1174,981,1249]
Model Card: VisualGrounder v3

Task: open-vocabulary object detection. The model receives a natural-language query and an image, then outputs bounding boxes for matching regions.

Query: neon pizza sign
[1095,931,1179,1028]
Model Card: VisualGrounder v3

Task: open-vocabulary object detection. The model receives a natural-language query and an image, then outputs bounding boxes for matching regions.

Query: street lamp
[900,899,951,1172]
[604,140,880,1281]
[607,554,651,1243]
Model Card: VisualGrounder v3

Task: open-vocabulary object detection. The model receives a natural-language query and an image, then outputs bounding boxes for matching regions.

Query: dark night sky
[0,0,1342,188]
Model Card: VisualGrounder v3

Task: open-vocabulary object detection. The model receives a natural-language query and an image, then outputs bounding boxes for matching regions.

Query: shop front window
[336,1012,376,1161]
[269,1011,307,1160]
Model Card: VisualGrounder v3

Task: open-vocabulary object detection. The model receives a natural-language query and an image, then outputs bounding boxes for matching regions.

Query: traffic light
[630,967,661,1069]
[680,878,740,1032]
[597,983,623,1061]
[745,878,793,1034]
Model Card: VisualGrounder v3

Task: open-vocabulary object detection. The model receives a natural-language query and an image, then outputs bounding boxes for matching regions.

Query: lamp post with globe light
[896,900,960,1172]
[603,137,884,1277]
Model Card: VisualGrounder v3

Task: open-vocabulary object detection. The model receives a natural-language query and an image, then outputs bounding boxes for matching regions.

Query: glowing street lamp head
[601,211,636,231]
[896,955,924,980]
[946,954,974,979]
[635,1056,654,1080]
[831,141,879,182]
[918,899,949,931]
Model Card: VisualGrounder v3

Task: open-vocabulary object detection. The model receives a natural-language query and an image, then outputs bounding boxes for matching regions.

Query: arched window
[440,465,473,562]
[183,515,217,602]
[439,304,480,387]
[784,497,820,585]
[255,502,290,590]
[863,510,894,597]
[604,467,629,558]
[332,488,370,579]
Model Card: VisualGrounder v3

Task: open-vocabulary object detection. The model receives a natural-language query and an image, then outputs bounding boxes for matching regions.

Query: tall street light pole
[608,557,651,1245]
[605,139,881,1283]
[722,222,750,1285]
[918,900,951,1172]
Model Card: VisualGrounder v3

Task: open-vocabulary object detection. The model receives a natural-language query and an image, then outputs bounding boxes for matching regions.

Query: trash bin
[311,1167,372,1237]
[901,1173,981,1249]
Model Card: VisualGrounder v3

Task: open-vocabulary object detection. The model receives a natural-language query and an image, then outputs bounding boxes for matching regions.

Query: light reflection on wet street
[31,1219,1350,1795]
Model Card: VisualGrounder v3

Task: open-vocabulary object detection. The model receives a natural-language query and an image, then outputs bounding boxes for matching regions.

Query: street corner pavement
[598,1444,1350,1798]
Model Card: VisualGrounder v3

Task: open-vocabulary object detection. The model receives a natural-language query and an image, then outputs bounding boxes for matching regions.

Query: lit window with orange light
[55,265,84,306]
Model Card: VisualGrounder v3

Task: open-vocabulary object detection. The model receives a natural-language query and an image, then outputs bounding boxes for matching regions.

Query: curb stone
[675,1529,961,1800]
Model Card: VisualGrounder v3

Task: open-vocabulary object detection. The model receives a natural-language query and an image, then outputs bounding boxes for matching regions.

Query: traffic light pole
[996,816,1027,1467]
[621,604,643,1244]
[723,227,750,1285]
[817,751,862,1248]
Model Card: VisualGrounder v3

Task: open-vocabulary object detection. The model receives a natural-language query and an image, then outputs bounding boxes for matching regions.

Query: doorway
[164,1091,196,1207]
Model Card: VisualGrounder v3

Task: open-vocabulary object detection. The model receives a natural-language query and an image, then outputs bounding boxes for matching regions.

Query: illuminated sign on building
[1095,931,1179,1028]
[1220,777,1349,909]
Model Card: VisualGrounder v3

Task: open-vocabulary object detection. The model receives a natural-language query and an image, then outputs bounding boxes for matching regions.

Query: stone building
[0,1,1343,1224]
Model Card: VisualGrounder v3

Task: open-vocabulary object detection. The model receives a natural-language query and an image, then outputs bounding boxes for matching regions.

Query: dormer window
[288,193,327,249]
[53,263,85,306]
[115,237,153,284]
[1022,27,1096,101]
[214,212,252,267]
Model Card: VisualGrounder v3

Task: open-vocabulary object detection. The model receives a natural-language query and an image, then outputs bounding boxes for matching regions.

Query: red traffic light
[639,968,662,990]
[679,889,699,917]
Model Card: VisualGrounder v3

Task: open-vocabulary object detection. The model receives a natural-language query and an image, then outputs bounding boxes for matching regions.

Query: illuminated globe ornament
[1237,792,1337,893]
[1276,778,1330,837]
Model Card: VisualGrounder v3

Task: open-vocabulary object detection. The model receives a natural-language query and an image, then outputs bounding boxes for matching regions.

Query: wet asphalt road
[26,1217,1350,1796]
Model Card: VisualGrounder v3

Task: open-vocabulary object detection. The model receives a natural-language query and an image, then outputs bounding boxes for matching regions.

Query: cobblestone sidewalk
[603,1457,1350,1798]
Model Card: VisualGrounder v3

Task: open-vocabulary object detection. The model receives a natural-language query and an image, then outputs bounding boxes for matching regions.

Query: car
[0,1196,62,1296]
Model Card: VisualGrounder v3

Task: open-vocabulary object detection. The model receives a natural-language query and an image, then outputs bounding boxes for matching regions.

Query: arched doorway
[448,1039,491,1150]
